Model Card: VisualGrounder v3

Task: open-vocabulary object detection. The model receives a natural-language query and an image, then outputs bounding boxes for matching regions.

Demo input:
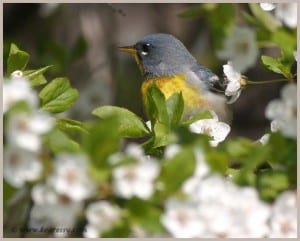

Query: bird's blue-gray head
[119,33,197,77]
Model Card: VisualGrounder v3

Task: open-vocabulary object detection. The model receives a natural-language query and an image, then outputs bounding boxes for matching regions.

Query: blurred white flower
[217,26,258,72]
[275,3,297,29]
[164,144,181,159]
[112,158,160,199]
[49,154,95,202]
[193,175,271,238]
[30,184,82,238]
[7,111,54,152]
[260,3,276,11]
[3,75,38,113]
[223,62,244,103]
[124,143,147,161]
[260,3,297,29]
[268,191,297,238]
[161,199,204,238]
[84,201,121,238]
[11,70,24,78]
[265,83,297,139]
[4,146,42,188]
[189,114,230,147]
[182,148,210,195]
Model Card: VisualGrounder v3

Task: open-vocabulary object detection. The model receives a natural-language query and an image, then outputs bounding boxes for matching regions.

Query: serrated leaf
[261,55,293,79]
[56,118,89,134]
[166,92,184,127]
[7,43,30,74]
[23,65,52,86]
[92,106,149,138]
[39,77,78,113]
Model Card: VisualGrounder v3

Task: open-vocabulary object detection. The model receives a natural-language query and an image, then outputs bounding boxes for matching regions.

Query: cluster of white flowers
[265,83,297,139]
[84,201,121,238]
[29,153,95,237]
[217,26,258,73]
[189,111,231,147]
[260,3,297,29]
[112,144,160,199]
[161,172,297,238]
[3,71,54,188]
[29,184,83,237]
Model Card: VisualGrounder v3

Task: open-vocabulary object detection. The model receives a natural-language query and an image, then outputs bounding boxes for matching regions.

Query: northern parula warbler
[118,33,230,122]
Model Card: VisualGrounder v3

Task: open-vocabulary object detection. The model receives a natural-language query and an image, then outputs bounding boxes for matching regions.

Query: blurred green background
[3,3,296,139]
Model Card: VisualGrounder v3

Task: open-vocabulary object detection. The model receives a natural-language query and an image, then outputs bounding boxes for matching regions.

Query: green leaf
[249,3,282,32]
[257,171,290,201]
[101,221,131,238]
[126,198,165,234]
[7,43,30,74]
[207,4,235,49]
[152,122,174,148]
[43,128,81,153]
[83,118,120,169]
[261,55,293,79]
[39,77,79,113]
[158,147,195,196]
[267,132,296,185]
[183,110,213,125]
[56,118,89,134]
[206,150,229,174]
[23,65,52,86]
[166,92,184,127]
[92,106,149,138]
[147,85,169,126]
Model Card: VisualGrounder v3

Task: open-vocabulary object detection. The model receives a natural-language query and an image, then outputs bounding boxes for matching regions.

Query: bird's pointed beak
[117,46,137,55]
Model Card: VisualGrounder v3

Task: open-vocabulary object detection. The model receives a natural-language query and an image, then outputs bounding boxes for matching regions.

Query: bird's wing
[188,64,225,94]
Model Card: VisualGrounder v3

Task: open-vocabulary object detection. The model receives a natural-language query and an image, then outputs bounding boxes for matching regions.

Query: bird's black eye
[140,43,151,56]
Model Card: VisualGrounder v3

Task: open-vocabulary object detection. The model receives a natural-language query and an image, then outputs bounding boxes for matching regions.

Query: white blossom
[164,144,181,159]
[268,191,297,238]
[190,175,271,238]
[260,3,297,29]
[48,154,95,201]
[4,146,42,188]
[223,62,243,103]
[260,3,276,11]
[265,83,297,139]
[112,158,160,199]
[275,3,297,29]
[3,75,38,113]
[189,114,230,147]
[182,148,210,195]
[84,201,121,238]
[217,26,258,72]
[161,199,205,238]
[7,111,54,152]
[29,184,82,238]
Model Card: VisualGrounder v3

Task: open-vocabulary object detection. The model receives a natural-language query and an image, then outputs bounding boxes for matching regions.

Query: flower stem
[247,79,288,85]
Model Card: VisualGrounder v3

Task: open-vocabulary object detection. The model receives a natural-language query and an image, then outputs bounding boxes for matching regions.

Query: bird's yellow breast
[141,74,207,116]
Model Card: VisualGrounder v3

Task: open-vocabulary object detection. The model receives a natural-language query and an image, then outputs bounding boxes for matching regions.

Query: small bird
[118,33,230,122]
